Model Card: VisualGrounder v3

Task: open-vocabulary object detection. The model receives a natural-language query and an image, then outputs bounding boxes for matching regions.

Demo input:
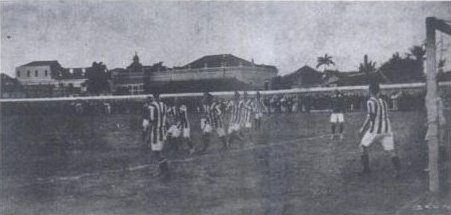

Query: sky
[1,1,451,76]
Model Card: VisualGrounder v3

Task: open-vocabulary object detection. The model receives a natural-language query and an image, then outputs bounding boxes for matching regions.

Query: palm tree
[316,54,335,72]
[359,55,377,75]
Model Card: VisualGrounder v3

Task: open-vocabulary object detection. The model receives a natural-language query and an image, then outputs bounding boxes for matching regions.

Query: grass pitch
[1,111,446,215]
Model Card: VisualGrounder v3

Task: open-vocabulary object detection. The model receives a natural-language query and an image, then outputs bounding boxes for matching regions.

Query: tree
[359,55,377,74]
[409,45,426,62]
[85,62,111,95]
[316,54,335,72]
[379,50,424,83]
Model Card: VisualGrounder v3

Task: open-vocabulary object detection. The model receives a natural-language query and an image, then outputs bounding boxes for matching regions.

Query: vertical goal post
[425,17,451,194]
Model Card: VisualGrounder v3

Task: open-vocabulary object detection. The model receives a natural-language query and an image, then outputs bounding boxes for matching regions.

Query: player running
[330,90,346,140]
[143,92,170,180]
[200,93,228,152]
[358,83,401,177]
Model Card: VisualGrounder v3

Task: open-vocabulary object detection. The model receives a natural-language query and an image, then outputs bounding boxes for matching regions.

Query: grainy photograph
[1,1,451,215]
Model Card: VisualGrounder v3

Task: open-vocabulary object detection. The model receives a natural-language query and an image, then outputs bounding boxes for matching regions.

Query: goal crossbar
[1,82,449,103]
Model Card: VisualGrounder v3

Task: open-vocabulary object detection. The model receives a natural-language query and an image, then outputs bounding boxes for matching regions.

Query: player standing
[330,90,346,140]
[166,99,182,153]
[358,83,401,177]
[240,92,254,145]
[142,97,152,142]
[227,91,244,145]
[200,93,228,152]
[144,92,170,180]
[253,91,266,131]
[175,98,195,154]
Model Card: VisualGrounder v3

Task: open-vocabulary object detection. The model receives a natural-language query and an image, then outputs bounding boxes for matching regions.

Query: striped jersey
[241,99,253,126]
[147,101,167,142]
[167,105,190,128]
[166,106,178,126]
[366,96,391,134]
[253,98,266,114]
[202,102,224,128]
[228,99,244,125]
[178,105,190,128]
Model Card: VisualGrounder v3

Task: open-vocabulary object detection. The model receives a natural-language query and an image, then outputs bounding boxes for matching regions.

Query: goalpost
[425,17,451,195]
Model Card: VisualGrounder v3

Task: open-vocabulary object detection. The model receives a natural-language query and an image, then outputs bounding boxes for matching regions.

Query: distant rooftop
[20,61,62,67]
[183,54,276,70]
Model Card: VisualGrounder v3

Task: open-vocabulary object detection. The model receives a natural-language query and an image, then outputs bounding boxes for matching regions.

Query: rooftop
[183,54,276,70]
[20,61,62,67]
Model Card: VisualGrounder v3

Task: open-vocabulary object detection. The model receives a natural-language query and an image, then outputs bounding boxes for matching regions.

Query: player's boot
[339,133,344,140]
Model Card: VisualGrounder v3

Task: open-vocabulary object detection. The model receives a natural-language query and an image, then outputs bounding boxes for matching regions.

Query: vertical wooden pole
[425,17,439,193]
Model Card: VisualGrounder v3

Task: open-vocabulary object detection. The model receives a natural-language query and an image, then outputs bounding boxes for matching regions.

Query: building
[285,66,323,88]
[151,54,277,90]
[1,73,26,98]
[112,53,278,94]
[15,61,87,97]
[16,61,67,85]
[111,53,145,95]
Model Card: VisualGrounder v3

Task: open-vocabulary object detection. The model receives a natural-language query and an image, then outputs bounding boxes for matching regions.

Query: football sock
[186,139,193,149]
[202,133,210,151]
[392,156,401,171]
[331,124,336,134]
[220,136,228,149]
[229,132,235,144]
[339,124,344,133]
[361,154,370,172]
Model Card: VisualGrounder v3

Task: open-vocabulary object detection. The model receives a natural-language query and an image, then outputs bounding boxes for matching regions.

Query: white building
[15,61,87,97]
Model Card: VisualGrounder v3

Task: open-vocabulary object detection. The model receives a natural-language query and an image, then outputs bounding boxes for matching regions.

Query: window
[35,70,38,77]
[45,70,48,77]
[27,71,30,77]
[17,71,20,77]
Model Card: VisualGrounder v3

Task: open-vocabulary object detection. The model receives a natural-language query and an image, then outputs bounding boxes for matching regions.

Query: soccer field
[0,111,443,215]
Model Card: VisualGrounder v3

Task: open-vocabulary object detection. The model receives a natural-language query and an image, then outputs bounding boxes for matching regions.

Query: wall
[150,66,276,88]
[16,65,53,85]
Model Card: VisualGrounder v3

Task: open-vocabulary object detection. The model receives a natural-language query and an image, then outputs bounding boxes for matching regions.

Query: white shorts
[202,123,225,137]
[330,113,345,123]
[167,125,181,138]
[202,123,213,133]
[151,141,164,151]
[255,113,263,119]
[182,128,190,138]
[142,119,150,128]
[245,122,252,128]
[228,123,241,133]
[216,127,226,137]
[360,132,395,151]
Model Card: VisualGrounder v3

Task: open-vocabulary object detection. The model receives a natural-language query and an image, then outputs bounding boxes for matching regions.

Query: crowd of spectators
[1,88,446,116]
